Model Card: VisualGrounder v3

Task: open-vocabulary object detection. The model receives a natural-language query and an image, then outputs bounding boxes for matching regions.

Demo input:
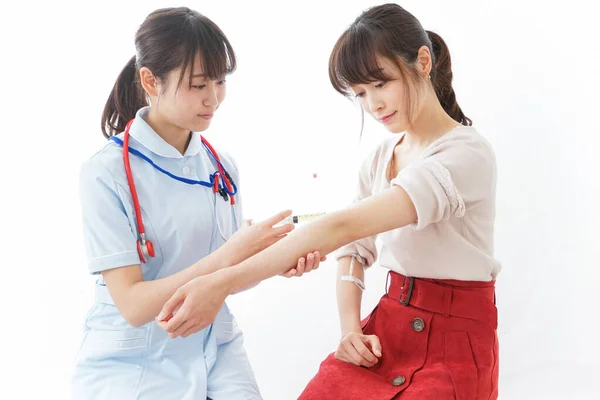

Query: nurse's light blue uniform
[71,107,261,399]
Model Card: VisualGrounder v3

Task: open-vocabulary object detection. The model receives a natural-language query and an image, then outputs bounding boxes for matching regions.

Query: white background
[1,0,598,399]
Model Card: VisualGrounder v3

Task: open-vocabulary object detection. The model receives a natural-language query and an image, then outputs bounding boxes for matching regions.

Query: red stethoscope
[109,119,237,263]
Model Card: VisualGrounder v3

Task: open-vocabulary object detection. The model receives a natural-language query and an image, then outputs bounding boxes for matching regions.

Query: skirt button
[392,376,406,386]
[412,317,425,332]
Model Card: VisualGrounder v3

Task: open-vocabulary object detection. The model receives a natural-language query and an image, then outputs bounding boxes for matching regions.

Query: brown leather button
[412,317,425,332]
[391,376,406,386]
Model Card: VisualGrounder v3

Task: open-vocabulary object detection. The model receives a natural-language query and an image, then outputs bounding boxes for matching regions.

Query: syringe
[280,212,326,225]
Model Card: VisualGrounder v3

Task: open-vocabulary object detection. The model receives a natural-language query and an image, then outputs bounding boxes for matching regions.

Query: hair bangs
[177,13,237,88]
[329,25,393,97]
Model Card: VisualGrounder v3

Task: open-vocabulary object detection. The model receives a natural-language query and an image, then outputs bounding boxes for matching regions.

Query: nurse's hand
[220,210,295,267]
[281,251,327,278]
[335,331,382,368]
[156,272,228,338]
[223,210,325,278]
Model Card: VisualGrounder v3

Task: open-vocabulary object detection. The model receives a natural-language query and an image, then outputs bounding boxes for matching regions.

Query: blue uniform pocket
[78,303,149,358]
[83,327,148,351]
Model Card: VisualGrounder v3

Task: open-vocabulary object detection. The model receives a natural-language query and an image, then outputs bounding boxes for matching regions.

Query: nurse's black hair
[329,3,471,127]
[101,7,236,138]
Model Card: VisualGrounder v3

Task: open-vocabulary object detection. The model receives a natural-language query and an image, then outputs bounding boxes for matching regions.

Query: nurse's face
[149,53,227,133]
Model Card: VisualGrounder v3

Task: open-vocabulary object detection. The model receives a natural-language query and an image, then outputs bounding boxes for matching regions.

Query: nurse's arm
[102,249,231,328]
[102,210,319,328]
[223,185,417,293]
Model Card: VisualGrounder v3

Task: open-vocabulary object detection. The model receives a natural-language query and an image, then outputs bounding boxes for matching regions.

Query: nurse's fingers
[161,302,190,334]
[263,209,292,226]
[162,311,187,334]
[312,252,323,269]
[295,257,306,277]
[157,289,186,323]
[180,324,198,339]
[282,256,306,278]
[303,253,315,274]
[310,251,324,271]
[281,268,297,278]
[281,253,323,278]
[170,320,193,339]
[272,223,294,236]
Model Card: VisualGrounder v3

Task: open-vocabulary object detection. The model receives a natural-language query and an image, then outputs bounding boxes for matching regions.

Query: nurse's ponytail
[100,7,236,138]
[101,55,147,138]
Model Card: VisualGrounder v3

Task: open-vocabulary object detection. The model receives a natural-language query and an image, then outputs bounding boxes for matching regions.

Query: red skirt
[299,271,499,399]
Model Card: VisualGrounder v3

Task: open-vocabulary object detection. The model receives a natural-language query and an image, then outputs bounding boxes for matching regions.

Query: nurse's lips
[198,113,213,120]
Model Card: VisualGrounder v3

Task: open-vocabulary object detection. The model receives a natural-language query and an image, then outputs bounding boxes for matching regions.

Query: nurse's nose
[203,83,219,108]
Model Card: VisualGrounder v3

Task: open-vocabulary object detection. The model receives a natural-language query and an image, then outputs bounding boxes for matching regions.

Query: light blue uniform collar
[128,107,204,159]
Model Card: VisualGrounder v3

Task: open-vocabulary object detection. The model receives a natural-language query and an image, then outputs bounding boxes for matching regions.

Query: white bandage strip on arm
[340,254,366,291]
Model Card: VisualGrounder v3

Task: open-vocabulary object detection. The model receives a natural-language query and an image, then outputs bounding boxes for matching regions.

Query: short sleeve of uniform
[391,133,495,231]
[79,158,140,274]
[333,151,379,267]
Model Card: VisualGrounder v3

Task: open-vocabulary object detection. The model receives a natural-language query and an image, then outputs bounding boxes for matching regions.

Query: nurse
[157,3,500,399]
[71,7,322,400]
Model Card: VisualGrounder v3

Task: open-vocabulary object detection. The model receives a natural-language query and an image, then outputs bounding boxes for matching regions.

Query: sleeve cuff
[334,242,376,267]
[88,250,141,274]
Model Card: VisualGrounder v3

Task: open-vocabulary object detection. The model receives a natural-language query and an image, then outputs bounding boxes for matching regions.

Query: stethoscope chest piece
[137,234,155,263]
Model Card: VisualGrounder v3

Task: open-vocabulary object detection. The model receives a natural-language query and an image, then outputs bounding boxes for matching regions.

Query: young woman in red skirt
[156,3,500,399]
